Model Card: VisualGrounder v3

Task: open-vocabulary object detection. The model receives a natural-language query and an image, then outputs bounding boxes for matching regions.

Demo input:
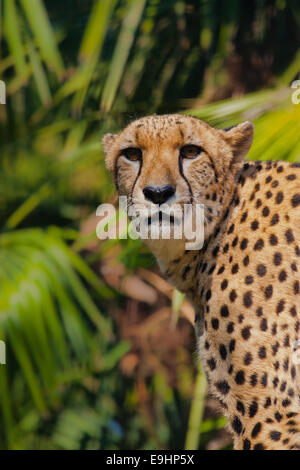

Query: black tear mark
[179,154,194,204]
[208,155,219,183]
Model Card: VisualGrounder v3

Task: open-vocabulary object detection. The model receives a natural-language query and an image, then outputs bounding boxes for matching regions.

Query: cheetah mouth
[146,211,180,226]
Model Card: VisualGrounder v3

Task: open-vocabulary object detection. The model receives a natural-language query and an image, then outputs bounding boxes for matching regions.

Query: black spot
[279,270,287,282]
[232,237,238,247]
[260,318,268,331]
[250,374,258,387]
[182,266,191,280]
[243,255,250,267]
[264,397,271,408]
[262,206,270,217]
[211,318,219,330]
[270,214,279,225]
[208,264,216,274]
[220,305,229,318]
[264,285,273,299]
[207,358,216,371]
[251,220,259,231]
[240,213,248,223]
[254,239,264,251]
[244,352,253,365]
[273,252,282,266]
[206,290,212,301]
[219,344,227,360]
[216,381,230,395]
[237,401,245,415]
[240,238,248,250]
[270,431,281,441]
[261,373,268,387]
[229,339,236,353]
[229,290,237,302]
[227,322,234,334]
[280,381,287,392]
[221,279,228,290]
[251,422,261,438]
[232,264,239,274]
[291,366,296,379]
[275,192,284,204]
[243,439,251,450]
[228,224,235,234]
[249,401,258,418]
[256,307,263,317]
[272,342,280,356]
[212,246,219,257]
[243,291,253,308]
[223,243,229,253]
[245,275,254,285]
[272,323,277,335]
[269,234,278,246]
[276,300,285,314]
[232,416,243,435]
[217,266,225,275]
[258,346,267,359]
[290,306,297,317]
[242,326,251,340]
[291,194,300,207]
[235,370,245,385]
[285,229,295,243]
[286,174,296,180]
[253,443,265,450]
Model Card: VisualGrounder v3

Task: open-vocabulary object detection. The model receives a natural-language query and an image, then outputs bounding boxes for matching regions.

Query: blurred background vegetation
[0,0,299,450]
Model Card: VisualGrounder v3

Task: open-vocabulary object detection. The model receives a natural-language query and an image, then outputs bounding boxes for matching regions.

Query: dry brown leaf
[138,268,195,324]
[121,275,158,304]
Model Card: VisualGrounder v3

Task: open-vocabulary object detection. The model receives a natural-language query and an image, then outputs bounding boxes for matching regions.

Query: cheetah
[103,114,300,450]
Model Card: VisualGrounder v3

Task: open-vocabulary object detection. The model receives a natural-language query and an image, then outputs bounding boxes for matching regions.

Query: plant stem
[184,365,207,450]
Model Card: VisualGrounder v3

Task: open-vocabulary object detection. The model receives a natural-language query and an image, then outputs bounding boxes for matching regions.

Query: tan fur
[103,114,300,450]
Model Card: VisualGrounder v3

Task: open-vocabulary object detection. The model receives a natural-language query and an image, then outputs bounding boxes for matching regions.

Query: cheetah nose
[143,185,176,205]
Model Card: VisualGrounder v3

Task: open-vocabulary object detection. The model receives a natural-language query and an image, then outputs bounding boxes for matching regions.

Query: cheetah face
[103,114,253,257]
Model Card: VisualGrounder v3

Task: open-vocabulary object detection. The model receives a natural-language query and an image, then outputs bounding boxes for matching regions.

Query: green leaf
[20,0,64,77]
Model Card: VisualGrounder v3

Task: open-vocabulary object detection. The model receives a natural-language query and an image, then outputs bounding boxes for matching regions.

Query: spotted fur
[103,114,300,450]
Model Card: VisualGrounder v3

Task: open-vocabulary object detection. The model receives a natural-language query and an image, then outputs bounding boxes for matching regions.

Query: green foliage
[0,0,299,450]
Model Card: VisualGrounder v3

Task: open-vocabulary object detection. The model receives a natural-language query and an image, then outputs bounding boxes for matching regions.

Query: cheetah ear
[102,133,118,174]
[224,121,254,162]
[102,133,117,155]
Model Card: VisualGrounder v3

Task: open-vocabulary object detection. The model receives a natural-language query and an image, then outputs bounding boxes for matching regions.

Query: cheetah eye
[122,147,142,162]
[180,145,203,159]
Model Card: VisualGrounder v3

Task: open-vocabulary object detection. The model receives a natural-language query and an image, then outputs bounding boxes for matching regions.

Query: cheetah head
[103,114,254,261]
